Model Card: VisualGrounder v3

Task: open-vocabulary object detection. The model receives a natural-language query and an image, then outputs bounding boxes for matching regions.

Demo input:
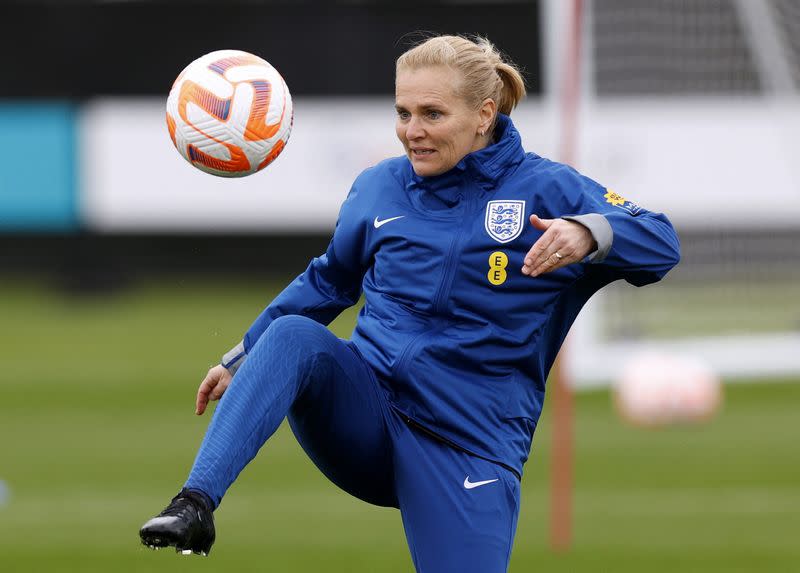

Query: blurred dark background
[1,0,541,97]
[0,0,541,289]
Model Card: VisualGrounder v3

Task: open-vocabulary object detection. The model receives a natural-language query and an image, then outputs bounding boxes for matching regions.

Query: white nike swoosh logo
[373,215,405,228]
[463,476,499,490]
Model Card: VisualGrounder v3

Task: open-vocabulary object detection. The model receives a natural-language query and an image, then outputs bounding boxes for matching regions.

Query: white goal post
[542,0,800,387]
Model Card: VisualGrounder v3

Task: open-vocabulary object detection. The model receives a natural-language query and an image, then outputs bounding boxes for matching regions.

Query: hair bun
[397,34,527,117]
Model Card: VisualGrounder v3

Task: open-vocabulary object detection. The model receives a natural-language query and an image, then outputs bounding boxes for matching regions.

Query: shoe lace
[159,493,199,519]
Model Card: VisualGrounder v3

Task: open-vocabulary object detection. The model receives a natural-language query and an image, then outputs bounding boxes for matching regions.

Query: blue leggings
[185,315,520,573]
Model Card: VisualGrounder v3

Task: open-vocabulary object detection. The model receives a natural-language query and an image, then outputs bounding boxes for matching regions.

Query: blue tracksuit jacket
[229,114,680,478]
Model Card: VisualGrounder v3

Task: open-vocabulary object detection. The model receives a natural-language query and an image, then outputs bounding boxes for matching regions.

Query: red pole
[550,359,573,552]
[559,0,584,168]
[551,0,583,553]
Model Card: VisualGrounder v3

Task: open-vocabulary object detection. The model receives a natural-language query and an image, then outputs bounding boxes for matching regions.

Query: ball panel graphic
[166,49,293,178]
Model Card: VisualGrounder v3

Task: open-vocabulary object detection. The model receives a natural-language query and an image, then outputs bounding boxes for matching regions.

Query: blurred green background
[4,1,800,571]
[2,278,798,573]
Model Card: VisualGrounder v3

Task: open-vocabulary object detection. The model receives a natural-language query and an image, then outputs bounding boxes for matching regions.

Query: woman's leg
[184,314,394,508]
[392,418,521,573]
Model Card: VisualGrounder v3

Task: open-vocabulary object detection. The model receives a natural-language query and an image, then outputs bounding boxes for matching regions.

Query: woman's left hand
[521,215,597,277]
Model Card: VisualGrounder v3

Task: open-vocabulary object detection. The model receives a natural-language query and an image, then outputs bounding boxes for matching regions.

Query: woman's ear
[478,98,497,134]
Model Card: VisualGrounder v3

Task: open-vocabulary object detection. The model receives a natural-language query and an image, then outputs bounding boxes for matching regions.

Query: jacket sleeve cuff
[561,213,613,263]
[221,340,246,376]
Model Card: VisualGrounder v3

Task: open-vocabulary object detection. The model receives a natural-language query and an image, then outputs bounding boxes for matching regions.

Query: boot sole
[140,531,212,556]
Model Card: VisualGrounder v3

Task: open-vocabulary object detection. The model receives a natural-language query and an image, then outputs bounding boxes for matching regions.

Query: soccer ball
[166,49,293,177]
[613,350,722,427]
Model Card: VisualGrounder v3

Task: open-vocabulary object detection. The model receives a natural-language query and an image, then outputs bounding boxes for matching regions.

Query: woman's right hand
[195,364,234,415]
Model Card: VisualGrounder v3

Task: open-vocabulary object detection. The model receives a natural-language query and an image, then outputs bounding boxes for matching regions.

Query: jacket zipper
[431,193,476,314]
[393,192,475,379]
[394,190,520,480]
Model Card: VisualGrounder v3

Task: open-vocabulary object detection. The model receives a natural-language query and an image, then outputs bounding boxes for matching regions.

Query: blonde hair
[396,35,527,117]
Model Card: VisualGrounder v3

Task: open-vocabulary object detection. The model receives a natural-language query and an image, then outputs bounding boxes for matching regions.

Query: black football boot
[139,488,216,556]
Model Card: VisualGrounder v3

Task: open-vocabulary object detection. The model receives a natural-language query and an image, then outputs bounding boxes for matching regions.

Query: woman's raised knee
[258,314,337,360]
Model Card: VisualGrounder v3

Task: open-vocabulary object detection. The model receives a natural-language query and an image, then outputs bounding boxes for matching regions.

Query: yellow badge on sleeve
[604,189,642,215]
[604,190,626,206]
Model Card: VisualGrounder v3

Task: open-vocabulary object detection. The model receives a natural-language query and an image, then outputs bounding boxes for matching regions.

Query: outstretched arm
[521,169,680,285]
[219,179,371,376]
[196,240,365,414]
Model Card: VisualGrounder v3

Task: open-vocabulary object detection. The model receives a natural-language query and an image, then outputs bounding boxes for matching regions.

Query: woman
[140,35,680,572]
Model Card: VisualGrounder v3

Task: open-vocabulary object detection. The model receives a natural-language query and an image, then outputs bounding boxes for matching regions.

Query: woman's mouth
[411,148,435,157]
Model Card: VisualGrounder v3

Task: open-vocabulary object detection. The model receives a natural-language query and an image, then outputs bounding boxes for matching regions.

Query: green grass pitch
[1,278,798,572]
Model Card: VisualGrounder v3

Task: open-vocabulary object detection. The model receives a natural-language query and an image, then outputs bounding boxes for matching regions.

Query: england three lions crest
[485,200,526,244]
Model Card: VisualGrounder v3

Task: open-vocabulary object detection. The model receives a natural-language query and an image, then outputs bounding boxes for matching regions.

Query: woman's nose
[406,116,424,140]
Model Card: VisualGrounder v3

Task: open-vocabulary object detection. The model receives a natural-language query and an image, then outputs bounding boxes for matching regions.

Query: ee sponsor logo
[487,251,508,285]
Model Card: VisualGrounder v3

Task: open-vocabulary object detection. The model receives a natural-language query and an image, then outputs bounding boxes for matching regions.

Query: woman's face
[395,66,491,177]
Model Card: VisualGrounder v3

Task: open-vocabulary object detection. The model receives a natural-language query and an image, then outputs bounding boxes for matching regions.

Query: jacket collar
[408,114,525,191]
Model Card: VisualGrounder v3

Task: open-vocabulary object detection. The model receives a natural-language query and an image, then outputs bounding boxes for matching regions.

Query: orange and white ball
[166,49,293,177]
[614,350,722,427]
